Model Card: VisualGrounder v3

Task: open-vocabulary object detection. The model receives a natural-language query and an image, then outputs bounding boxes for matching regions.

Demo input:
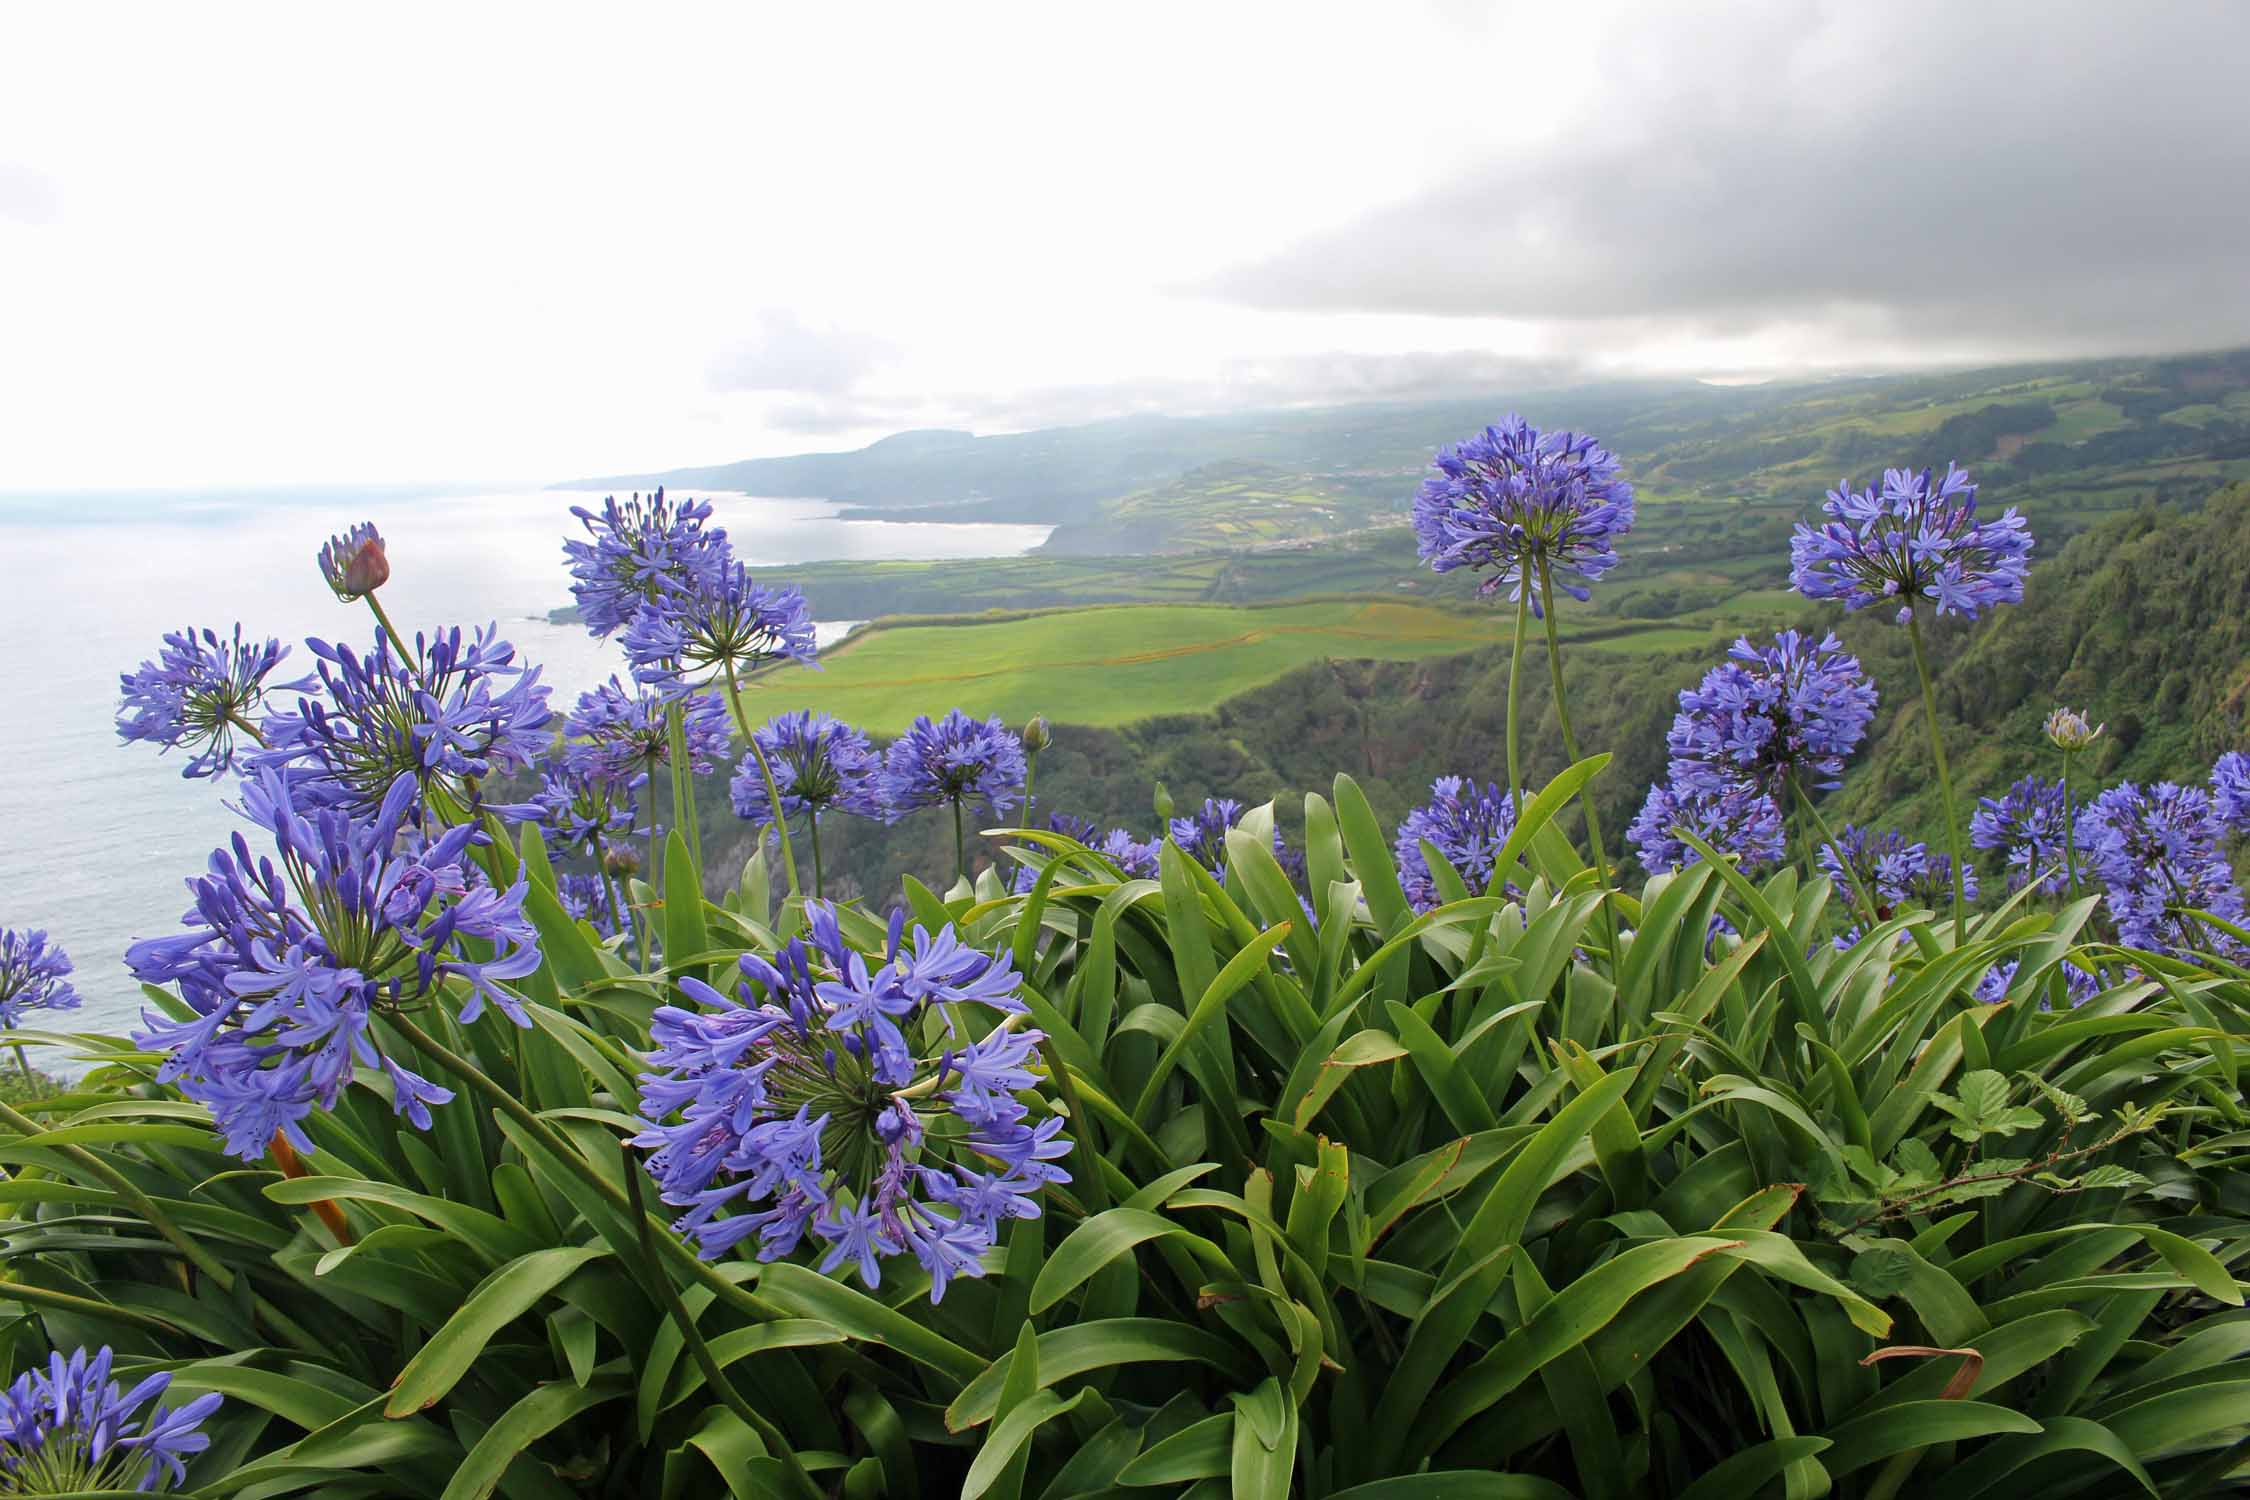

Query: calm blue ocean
[0,487,1047,1066]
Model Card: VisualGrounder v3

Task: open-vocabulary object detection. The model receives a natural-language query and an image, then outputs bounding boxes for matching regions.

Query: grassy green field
[740,598,1722,732]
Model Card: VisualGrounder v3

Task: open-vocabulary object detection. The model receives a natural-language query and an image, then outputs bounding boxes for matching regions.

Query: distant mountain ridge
[557,349,2250,551]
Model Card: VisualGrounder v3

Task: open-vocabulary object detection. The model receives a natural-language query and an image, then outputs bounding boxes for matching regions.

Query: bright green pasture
[740,599,1710,732]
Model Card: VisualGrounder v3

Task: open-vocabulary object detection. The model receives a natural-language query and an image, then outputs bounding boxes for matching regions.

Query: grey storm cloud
[706,310,896,395]
[1196,2,2250,355]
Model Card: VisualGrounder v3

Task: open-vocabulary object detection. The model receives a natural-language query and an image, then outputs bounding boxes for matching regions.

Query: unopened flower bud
[1020,714,1052,754]
[602,845,641,880]
[1152,780,1174,822]
[2044,707,2104,752]
[318,522,390,600]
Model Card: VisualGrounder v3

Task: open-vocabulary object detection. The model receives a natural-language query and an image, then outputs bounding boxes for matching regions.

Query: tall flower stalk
[1535,557,1619,954]
[1905,608,1968,932]
[1411,416,1635,886]
[1791,463,2032,936]
[2046,708,2105,896]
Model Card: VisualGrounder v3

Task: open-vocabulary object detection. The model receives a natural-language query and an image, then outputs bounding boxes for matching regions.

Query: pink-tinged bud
[318,522,390,600]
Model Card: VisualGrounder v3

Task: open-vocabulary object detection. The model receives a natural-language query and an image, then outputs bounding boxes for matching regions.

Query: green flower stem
[1791,773,1882,933]
[2061,747,2082,899]
[954,800,969,886]
[387,1009,797,1331]
[620,1146,821,1500]
[1905,609,1969,937]
[1535,560,1619,962]
[665,703,702,873]
[0,1097,236,1292]
[808,813,825,901]
[1020,748,1040,831]
[362,590,419,671]
[1506,585,1532,820]
[718,657,803,899]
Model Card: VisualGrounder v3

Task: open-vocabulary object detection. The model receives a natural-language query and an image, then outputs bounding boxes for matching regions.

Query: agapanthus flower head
[634,907,1067,1301]
[1790,463,2033,623]
[1665,631,1878,798]
[1410,415,1636,613]
[493,758,644,853]
[880,710,1027,821]
[2076,780,2246,958]
[1041,811,1099,846]
[2045,707,2105,753]
[1168,797,1243,873]
[557,872,632,943]
[2212,751,2250,836]
[317,522,389,601]
[117,625,311,779]
[1971,774,2071,894]
[621,562,817,699]
[562,676,730,786]
[1627,779,1786,876]
[1816,824,1931,912]
[1395,776,1517,912]
[1904,851,1979,911]
[730,712,883,831]
[0,929,81,1030]
[0,1345,223,1493]
[129,769,542,1158]
[254,625,550,822]
[563,489,729,638]
[1973,958,2106,1010]
[1012,825,1161,893]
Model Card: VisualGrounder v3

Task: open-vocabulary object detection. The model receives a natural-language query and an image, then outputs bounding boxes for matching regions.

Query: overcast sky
[4,1,2246,487]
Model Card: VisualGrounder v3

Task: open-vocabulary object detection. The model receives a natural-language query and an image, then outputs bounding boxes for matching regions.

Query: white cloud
[0,1,2234,487]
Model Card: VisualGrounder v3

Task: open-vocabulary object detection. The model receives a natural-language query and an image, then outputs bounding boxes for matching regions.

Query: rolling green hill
[740,598,1735,735]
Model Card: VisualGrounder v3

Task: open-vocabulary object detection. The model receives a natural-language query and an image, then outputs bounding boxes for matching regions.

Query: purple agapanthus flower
[0,1346,223,1493]
[1395,776,1517,912]
[880,711,1027,821]
[1970,774,2071,894]
[1167,797,1303,884]
[1904,852,1979,911]
[2076,781,2246,958]
[620,561,817,699]
[316,522,389,601]
[0,928,82,1030]
[1168,797,1243,874]
[729,711,883,832]
[557,872,631,943]
[254,626,550,822]
[493,757,644,853]
[1410,415,1636,614]
[1816,825,1931,911]
[1665,631,1879,798]
[117,626,311,779]
[1790,464,2033,623]
[2213,751,2250,836]
[129,769,542,1159]
[1974,958,2105,1009]
[634,905,1067,1302]
[1627,780,1786,876]
[563,676,731,786]
[1012,825,1162,893]
[563,489,730,638]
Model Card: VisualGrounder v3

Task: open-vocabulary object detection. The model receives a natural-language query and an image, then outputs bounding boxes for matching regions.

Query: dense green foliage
[8,755,2249,1496]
